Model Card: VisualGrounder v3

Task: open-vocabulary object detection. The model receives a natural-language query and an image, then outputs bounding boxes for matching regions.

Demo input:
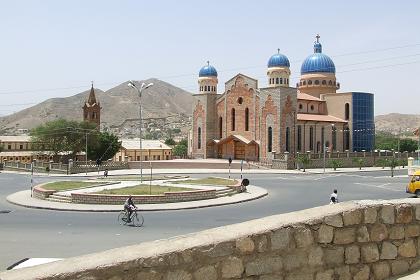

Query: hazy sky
[0,0,419,116]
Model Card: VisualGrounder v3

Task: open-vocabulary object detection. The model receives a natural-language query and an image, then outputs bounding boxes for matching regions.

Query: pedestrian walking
[104,168,108,178]
[330,189,338,204]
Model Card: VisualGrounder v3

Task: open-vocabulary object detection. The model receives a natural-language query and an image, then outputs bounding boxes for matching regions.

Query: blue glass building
[352,92,375,151]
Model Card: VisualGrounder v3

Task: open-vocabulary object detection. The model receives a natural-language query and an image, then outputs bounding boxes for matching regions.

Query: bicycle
[117,208,144,227]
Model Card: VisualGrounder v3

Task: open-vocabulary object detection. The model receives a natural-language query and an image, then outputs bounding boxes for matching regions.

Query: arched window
[308,80,313,85]
[332,126,337,151]
[276,77,279,84]
[303,80,307,85]
[315,80,320,85]
[287,78,289,84]
[268,127,273,152]
[286,127,290,152]
[280,78,283,84]
[309,126,314,150]
[197,127,202,149]
[299,104,303,110]
[219,117,223,139]
[344,126,350,150]
[231,108,236,131]
[300,81,302,86]
[297,125,302,151]
[345,103,350,120]
[245,108,249,131]
[322,80,326,85]
[328,80,332,85]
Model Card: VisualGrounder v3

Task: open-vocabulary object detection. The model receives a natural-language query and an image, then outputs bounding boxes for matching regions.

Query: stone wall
[3,199,420,280]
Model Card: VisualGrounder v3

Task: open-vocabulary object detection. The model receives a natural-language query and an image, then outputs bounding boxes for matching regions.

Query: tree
[399,139,417,152]
[173,138,188,158]
[297,154,310,172]
[375,132,397,151]
[164,138,176,146]
[330,159,343,171]
[376,158,387,169]
[87,132,121,162]
[352,158,365,170]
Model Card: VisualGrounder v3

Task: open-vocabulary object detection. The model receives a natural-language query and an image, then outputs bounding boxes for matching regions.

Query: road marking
[354,182,401,192]
[313,174,342,181]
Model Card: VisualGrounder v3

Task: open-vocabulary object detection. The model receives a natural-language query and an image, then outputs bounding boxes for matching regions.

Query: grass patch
[172,177,236,186]
[42,181,104,191]
[104,175,166,181]
[95,185,195,195]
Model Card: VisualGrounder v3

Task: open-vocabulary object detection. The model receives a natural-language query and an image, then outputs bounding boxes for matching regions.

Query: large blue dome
[301,36,335,74]
[199,62,218,77]
[268,50,290,68]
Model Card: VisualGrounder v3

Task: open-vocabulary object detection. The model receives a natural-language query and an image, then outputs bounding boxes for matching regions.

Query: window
[197,127,202,149]
[245,108,249,131]
[237,97,243,104]
[310,105,314,111]
[299,104,303,110]
[287,78,289,84]
[344,126,350,150]
[315,80,319,85]
[321,127,325,151]
[332,126,337,151]
[153,155,156,160]
[137,156,140,161]
[345,103,350,120]
[157,155,160,160]
[328,80,332,85]
[280,78,283,84]
[309,126,314,150]
[268,127,273,152]
[286,127,290,152]
[219,117,223,138]
[322,80,326,85]
[300,81,302,86]
[145,156,148,161]
[8,144,11,150]
[297,125,302,151]
[303,80,306,85]
[20,145,23,150]
[231,108,236,131]
[308,80,312,85]
[276,77,279,84]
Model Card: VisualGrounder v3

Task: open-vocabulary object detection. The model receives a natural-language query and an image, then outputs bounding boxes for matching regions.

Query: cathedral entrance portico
[208,135,259,161]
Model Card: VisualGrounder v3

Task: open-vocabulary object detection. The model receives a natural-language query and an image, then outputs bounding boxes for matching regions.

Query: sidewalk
[6,184,268,212]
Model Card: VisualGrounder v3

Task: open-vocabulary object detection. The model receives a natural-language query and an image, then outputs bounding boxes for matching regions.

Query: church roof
[297,113,346,123]
[86,83,98,106]
[297,92,324,102]
[120,139,172,150]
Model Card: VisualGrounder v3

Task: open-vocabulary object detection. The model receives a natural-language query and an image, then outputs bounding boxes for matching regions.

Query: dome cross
[316,34,320,43]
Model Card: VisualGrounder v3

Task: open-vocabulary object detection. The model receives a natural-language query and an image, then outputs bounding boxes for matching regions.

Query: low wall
[71,189,217,204]
[32,184,55,199]
[3,199,420,280]
[127,161,251,170]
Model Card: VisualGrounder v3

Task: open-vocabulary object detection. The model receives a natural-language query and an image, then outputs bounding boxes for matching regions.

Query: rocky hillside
[0,78,194,136]
[375,113,420,134]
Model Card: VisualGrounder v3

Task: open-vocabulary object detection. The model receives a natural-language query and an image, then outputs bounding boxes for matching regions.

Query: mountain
[0,78,194,135]
[375,113,420,134]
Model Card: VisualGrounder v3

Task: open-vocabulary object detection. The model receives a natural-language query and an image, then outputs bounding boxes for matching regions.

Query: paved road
[0,169,412,270]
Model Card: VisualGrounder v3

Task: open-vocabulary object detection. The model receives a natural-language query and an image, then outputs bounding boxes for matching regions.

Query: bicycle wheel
[132,212,144,227]
[117,211,128,225]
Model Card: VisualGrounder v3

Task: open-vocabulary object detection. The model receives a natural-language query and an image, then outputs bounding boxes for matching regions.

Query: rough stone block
[364,207,377,224]
[345,245,360,264]
[398,239,417,258]
[271,228,292,250]
[324,247,344,266]
[396,205,413,224]
[324,214,343,227]
[370,224,388,242]
[389,225,405,239]
[361,243,379,263]
[245,257,282,276]
[343,210,362,226]
[221,257,244,278]
[236,237,255,254]
[283,251,308,271]
[260,276,283,280]
[391,260,410,276]
[285,272,314,280]
[334,228,355,244]
[315,270,334,280]
[353,265,370,280]
[372,262,390,280]
[317,224,333,244]
[256,235,268,253]
[405,224,420,238]
[201,242,233,258]
[357,226,370,242]
[380,241,397,260]
[294,227,314,248]
[193,266,217,280]
[380,205,395,224]
[308,246,323,266]
[415,205,420,220]
[334,265,351,280]
[164,270,192,280]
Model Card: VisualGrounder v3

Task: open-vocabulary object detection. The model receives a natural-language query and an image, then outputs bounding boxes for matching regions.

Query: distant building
[191,35,375,160]
[83,82,101,128]
[114,139,172,161]
[0,135,51,163]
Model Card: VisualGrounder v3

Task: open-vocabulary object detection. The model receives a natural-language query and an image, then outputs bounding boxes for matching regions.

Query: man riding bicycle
[124,195,136,222]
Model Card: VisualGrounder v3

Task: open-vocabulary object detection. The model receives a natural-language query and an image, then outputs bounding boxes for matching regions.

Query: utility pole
[85,131,88,175]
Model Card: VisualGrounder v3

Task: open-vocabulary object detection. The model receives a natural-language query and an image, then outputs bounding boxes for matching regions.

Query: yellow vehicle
[406,171,420,197]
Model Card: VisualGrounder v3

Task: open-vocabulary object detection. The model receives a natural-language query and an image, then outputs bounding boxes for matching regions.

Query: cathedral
[191,35,375,161]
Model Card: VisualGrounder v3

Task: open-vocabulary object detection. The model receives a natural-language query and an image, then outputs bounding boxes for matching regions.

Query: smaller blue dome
[199,62,218,77]
[268,50,290,68]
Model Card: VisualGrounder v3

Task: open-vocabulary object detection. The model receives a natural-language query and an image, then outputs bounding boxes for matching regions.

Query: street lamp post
[128,81,154,183]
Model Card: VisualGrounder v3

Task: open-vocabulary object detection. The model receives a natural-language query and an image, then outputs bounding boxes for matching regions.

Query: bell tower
[83,82,101,128]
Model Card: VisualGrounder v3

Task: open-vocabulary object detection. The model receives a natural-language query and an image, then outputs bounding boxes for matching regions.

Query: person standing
[330,189,338,204]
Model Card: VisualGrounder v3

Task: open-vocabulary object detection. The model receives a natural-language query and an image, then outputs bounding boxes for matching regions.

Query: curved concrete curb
[6,185,268,212]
